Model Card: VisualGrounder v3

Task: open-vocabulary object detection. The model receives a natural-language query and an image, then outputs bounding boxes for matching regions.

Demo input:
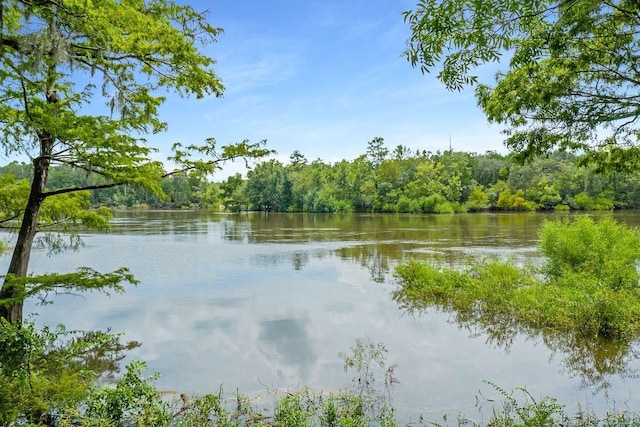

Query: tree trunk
[0,137,52,324]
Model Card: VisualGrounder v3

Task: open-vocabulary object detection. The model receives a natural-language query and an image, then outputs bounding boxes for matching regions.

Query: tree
[366,137,388,168]
[289,150,308,168]
[0,0,271,324]
[244,160,290,212]
[404,1,640,171]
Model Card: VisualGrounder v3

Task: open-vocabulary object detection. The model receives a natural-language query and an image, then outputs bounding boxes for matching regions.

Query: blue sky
[157,1,508,177]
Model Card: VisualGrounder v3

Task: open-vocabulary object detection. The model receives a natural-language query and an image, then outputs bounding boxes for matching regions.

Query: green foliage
[404,1,640,170]
[425,383,640,427]
[0,330,400,427]
[465,186,489,211]
[539,216,640,291]
[2,322,640,426]
[170,139,274,180]
[11,148,640,214]
[366,137,389,168]
[220,147,640,214]
[0,319,136,426]
[274,393,312,427]
[0,174,30,225]
[1,0,273,323]
[570,192,615,211]
[481,382,565,427]
[83,361,172,426]
[420,194,454,213]
[496,189,536,211]
[1,267,138,309]
[0,170,113,254]
[394,217,640,339]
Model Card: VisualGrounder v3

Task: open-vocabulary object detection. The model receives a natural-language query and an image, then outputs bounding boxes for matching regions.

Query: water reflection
[216,211,640,393]
[6,209,640,420]
[550,334,640,390]
[291,251,310,271]
[392,279,640,392]
[258,318,316,382]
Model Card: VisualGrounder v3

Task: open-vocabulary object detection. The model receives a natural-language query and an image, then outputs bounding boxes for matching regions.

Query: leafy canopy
[0,0,272,323]
[0,0,271,190]
[404,0,640,171]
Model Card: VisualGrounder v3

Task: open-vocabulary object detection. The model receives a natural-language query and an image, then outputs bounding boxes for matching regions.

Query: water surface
[2,211,640,422]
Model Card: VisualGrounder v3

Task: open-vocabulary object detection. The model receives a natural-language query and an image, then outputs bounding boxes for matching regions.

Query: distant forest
[2,139,639,213]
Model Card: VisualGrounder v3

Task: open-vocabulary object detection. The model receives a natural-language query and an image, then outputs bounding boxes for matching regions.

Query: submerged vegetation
[394,216,640,390]
[395,216,640,339]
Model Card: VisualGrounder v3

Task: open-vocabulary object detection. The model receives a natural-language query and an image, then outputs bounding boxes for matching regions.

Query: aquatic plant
[394,217,640,340]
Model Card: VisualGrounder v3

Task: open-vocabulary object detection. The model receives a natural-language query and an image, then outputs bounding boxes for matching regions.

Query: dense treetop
[0,0,271,324]
[404,0,640,171]
[5,138,639,213]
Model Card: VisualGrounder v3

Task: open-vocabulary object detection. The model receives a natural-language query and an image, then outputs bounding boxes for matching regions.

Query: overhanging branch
[41,182,124,198]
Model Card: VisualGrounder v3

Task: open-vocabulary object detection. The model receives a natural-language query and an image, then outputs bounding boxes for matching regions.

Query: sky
[148,1,507,177]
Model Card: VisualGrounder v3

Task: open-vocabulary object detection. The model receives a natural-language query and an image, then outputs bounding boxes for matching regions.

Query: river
[2,210,640,422]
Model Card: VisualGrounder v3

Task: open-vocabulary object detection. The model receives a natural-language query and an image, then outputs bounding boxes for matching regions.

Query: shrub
[570,192,614,210]
[465,187,490,211]
[394,217,640,338]
[0,319,130,425]
[539,216,640,291]
[420,194,454,213]
[395,195,421,213]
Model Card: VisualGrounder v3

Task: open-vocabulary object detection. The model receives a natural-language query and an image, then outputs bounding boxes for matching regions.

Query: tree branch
[41,181,124,198]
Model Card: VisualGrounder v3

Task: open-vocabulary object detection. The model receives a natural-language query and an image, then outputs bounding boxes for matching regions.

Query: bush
[395,195,421,213]
[496,189,537,211]
[394,217,640,339]
[570,192,614,210]
[539,216,640,291]
[420,194,454,213]
[0,319,130,425]
[465,187,490,211]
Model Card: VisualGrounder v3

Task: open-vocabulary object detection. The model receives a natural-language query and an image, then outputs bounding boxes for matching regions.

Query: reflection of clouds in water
[11,211,640,422]
[325,302,355,326]
[258,318,316,382]
[334,260,380,292]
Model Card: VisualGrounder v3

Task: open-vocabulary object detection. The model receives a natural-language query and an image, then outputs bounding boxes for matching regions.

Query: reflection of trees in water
[109,210,222,235]
[335,245,395,283]
[220,210,640,387]
[334,244,488,284]
[291,251,310,271]
[219,212,546,246]
[543,333,639,390]
[53,328,141,382]
[221,217,252,243]
[218,212,547,280]
[392,292,640,390]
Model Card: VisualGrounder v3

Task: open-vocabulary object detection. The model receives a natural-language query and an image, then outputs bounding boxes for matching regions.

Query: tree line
[227,140,638,213]
[3,137,639,213]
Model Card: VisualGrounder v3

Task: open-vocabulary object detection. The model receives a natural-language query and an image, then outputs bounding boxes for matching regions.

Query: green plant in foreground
[0,318,137,426]
[481,381,564,427]
[3,321,640,426]
[423,381,640,427]
[0,329,401,426]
